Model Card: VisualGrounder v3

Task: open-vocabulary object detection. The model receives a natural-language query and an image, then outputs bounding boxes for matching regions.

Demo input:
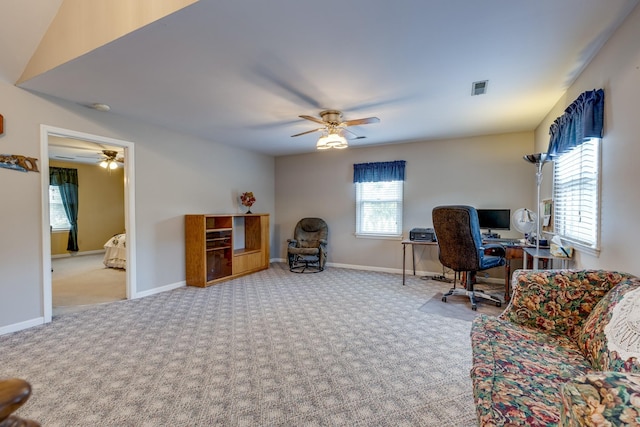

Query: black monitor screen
[477,209,511,230]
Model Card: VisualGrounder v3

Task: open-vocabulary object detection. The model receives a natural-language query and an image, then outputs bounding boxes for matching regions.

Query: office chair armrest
[480,244,505,257]
[287,239,298,247]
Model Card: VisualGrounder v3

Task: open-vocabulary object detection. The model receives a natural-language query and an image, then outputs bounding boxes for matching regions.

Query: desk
[522,247,571,271]
[401,239,528,302]
[401,240,438,286]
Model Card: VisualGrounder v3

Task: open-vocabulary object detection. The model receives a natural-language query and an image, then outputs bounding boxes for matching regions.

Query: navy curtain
[547,88,604,156]
[353,160,406,183]
[50,167,80,252]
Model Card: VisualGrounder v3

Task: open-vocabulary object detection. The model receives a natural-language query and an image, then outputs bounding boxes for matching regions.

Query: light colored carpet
[52,254,125,313]
[2,263,491,426]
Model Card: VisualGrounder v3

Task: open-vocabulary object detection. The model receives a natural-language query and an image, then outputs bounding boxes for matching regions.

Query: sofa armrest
[561,372,640,427]
[498,269,634,338]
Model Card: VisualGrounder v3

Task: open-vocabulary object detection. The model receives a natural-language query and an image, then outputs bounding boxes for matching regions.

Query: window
[552,137,600,250]
[355,180,403,237]
[353,161,405,238]
[49,185,71,231]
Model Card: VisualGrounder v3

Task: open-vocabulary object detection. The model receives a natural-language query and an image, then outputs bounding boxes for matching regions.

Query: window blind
[355,180,403,237]
[552,138,599,248]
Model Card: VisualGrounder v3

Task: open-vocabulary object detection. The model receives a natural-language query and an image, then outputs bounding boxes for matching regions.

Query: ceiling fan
[72,148,124,168]
[291,110,380,149]
[97,150,124,169]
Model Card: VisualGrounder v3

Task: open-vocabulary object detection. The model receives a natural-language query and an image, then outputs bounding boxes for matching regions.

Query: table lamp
[523,153,549,251]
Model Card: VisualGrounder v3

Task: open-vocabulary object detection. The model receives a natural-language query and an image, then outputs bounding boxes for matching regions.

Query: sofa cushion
[577,278,640,372]
[500,270,633,339]
[560,372,640,426]
[471,314,593,426]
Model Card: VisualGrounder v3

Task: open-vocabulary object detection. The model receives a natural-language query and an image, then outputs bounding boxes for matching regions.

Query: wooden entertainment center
[185,214,269,287]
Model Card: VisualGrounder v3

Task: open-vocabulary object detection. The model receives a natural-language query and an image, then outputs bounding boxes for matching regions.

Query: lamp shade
[523,153,549,164]
[316,130,348,150]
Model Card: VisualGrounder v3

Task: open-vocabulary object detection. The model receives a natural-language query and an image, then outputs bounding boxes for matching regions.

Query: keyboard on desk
[483,238,521,245]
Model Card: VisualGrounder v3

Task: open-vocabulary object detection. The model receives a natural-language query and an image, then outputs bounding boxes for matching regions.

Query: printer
[409,227,436,242]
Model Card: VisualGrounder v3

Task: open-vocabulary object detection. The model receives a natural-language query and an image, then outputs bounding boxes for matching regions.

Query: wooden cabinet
[185,214,269,287]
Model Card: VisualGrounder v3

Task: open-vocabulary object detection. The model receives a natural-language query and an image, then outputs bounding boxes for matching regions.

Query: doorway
[40,125,137,323]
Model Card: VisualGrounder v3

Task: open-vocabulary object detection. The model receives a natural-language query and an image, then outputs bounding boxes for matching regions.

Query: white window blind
[50,185,71,231]
[552,138,600,249]
[355,180,403,237]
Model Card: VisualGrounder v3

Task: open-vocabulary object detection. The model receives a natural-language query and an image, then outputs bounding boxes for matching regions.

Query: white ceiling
[3,0,639,157]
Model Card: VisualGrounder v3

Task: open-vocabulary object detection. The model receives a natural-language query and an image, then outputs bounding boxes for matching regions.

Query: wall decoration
[0,154,39,173]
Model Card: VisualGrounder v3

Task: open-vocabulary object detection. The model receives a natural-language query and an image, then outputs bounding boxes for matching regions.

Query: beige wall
[275,132,534,276]
[0,82,275,331]
[533,4,640,276]
[49,159,125,255]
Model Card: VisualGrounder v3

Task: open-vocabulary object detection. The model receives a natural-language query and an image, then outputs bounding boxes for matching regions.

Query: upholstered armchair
[287,218,328,273]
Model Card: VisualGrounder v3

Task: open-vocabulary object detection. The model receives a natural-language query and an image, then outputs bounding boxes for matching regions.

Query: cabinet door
[232,252,263,275]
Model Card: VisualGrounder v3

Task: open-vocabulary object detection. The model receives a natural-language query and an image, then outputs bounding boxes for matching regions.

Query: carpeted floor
[2,263,502,426]
[52,254,126,315]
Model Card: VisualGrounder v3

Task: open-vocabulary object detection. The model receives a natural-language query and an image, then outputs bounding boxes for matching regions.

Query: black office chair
[432,205,505,310]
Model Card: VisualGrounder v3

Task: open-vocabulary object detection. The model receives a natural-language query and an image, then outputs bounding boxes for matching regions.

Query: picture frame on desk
[542,198,553,232]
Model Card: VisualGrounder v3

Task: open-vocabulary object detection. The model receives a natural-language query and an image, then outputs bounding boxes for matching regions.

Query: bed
[103,233,126,269]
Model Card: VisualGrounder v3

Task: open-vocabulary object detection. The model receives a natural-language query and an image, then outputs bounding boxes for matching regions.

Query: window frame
[355,179,404,239]
[551,137,601,254]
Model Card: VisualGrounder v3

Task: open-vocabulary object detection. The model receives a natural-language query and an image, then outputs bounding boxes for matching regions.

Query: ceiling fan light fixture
[316,135,331,150]
[325,132,348,149]
[316,130,348,150]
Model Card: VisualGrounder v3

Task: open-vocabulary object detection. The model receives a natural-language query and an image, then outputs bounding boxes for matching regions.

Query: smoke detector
[471,80,488,96]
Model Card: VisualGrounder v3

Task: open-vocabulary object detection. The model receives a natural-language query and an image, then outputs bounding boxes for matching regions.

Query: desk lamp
[523,153,549,251]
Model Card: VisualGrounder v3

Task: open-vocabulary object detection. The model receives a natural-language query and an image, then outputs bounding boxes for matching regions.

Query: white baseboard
[134,280,186,299]
[0,317,45,336]
[271,257,504,284]
[51,249,105,259]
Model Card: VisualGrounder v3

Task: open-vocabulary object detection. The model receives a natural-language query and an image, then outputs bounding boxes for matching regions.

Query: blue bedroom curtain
[547,88,604,156]
[50,167,80,252]
[353,160,406,183]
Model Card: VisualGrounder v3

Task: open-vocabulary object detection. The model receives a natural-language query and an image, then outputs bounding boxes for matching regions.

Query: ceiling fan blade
[342,117,380,126]
[299,115,326,125]
[342,128,367,140]
[291,127,323,137]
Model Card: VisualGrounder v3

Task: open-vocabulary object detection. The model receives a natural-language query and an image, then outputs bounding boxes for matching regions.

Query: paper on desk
[550,236,573,258]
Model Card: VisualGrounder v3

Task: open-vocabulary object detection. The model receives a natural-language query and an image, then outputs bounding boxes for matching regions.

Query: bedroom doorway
[40,126,137,323]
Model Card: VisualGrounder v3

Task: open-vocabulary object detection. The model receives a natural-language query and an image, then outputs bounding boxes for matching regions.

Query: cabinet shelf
[185,214,269,287]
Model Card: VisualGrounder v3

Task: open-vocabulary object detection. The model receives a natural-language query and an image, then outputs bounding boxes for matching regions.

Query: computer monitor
[476,209,511,233]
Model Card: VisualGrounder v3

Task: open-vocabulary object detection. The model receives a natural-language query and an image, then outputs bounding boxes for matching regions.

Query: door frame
[40,125,137,323]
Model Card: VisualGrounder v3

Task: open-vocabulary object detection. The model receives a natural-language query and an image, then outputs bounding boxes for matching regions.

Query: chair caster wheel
[471,305,477,311]
[496,302,502,307]
[442,296,447,302]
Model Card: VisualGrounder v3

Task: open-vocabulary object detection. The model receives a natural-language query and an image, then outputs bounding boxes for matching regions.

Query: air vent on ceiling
[471,80,488,96]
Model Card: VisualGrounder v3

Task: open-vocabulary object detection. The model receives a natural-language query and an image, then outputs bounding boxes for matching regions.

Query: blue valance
[547,89,604,156]
[353,160,406,183]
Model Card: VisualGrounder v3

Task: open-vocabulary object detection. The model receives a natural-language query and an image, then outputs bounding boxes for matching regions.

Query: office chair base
[442,288,502,311]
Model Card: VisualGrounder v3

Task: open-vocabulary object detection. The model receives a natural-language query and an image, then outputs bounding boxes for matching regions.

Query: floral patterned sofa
[470,269,640,426]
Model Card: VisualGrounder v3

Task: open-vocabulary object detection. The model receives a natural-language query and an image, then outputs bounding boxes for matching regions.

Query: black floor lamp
[523,153,549,251]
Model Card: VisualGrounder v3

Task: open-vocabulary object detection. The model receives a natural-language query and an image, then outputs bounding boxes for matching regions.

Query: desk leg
[402,244,406,285]
[412,245,416,276]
